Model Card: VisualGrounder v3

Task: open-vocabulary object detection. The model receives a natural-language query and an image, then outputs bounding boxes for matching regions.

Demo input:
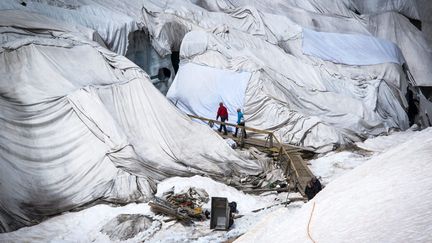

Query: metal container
[210,197,230,230]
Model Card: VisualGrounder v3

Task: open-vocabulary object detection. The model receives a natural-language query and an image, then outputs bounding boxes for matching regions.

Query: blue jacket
[237,111,244,124]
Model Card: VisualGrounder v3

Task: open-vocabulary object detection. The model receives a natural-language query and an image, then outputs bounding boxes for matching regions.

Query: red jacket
[217,105,228,119]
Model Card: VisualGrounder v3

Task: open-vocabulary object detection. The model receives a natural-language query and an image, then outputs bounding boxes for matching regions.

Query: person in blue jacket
[234,108,247,138]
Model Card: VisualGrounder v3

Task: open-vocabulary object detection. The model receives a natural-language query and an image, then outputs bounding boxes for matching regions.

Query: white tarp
[0,0,431,237]
[366,12,432,87]
[190,0,359,19]
[141,0,432,150]
[167,63,251,123]
[2,0,430,87]
[0,0,140,55]
[0,10,264,232]
[352,0,420,20]
[164,23,410,150]
[175,0,432,87]
[302,28,405,65]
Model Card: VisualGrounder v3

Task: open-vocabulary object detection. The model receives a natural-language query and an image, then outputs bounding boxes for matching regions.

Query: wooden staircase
[187,114,315,196]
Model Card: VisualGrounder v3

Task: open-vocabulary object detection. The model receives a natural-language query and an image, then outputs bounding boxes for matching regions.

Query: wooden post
[269,134,273,148]
[240,127,245,148]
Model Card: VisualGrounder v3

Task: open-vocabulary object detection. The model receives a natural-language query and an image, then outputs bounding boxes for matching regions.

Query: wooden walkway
[187,114,315,196]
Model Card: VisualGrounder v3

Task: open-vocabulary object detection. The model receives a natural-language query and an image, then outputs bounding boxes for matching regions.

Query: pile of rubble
[150,187,211,224]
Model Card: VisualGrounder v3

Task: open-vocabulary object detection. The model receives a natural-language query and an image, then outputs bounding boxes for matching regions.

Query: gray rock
[101,214,161,241]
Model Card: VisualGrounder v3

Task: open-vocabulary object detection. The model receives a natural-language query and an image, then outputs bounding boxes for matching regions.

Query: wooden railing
[187,114,274,147]
[187,114,308,195]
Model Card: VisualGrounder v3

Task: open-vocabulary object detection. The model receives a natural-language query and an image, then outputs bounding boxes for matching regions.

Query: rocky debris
[163,187,209,208]
[100,214,161,241]
[150,187,211,223]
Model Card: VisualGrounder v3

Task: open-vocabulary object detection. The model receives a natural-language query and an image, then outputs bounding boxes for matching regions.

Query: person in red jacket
[216,102,229,135]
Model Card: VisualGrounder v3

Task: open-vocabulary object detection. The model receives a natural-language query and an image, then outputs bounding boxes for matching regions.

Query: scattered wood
[243,187,291,194]
[149,200,193,225]
[251,198,306,213]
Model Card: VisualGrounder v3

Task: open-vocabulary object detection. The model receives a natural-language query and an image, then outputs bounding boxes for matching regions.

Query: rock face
[100,214,161,241]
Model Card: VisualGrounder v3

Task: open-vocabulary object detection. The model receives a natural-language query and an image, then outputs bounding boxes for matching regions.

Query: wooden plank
[243,187,290,194]
[220,133,273,150]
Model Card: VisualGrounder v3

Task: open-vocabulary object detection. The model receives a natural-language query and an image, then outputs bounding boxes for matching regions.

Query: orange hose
[307,202,317,243]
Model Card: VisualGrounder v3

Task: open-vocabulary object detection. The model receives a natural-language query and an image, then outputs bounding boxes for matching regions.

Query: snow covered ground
[0,175,301,243]
[1,128,429,242]
[309,125,422,186]
[0,203,153,242]
[308,150,370,186]
[238,127,432,242]
[356,126,420,152]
